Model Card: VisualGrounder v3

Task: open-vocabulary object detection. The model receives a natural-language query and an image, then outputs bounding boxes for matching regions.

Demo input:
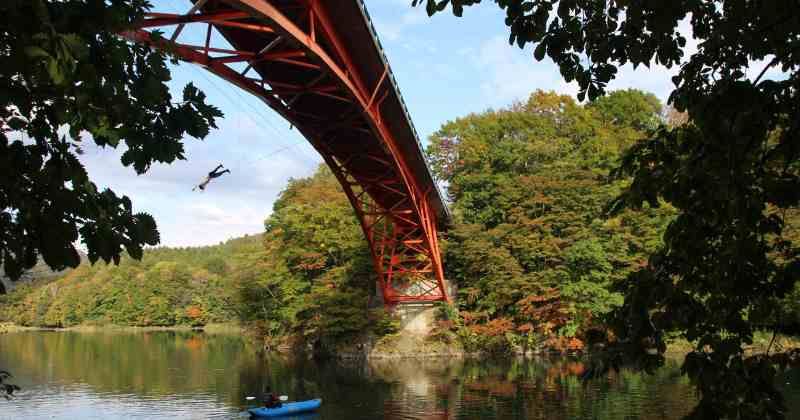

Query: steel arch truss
[124,0,449,305]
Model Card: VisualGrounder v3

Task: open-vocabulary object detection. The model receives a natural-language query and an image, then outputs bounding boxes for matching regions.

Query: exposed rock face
[396,305,437,336]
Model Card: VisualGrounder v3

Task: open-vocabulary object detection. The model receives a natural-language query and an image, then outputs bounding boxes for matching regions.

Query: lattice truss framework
[124,0,449,304]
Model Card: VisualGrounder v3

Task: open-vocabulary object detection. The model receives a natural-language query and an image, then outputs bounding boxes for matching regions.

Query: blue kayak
[248,399,322,417]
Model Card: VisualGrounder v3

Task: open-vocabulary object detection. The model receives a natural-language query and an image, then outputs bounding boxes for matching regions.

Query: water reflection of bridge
[124,0,450,306]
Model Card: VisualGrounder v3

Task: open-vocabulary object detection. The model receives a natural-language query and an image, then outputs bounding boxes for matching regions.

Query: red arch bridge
[123,0,451,305]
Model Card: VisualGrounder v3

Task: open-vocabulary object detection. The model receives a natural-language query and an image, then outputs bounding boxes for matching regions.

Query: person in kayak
[193,164,231,191]
[263,387,282,409]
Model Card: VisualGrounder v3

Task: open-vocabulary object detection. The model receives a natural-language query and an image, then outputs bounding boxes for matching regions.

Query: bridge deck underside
[128,0,449,304]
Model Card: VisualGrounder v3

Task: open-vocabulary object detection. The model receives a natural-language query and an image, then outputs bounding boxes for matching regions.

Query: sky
[74,1,771,248]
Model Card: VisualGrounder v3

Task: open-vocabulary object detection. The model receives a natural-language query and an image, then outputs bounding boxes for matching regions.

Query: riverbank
[664,332,800,356]
[337,328,800,360]
[4,320,799,362]
[0,322,242,334]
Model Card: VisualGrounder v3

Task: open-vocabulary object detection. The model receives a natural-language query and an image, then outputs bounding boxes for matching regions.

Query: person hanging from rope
[193,164,231,191]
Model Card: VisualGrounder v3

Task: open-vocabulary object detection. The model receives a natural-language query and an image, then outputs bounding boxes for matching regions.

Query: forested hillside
[0,167,380,347]
[427,90,676,351]
[4,89,800,353]
[427,90,800,352]
[0,235,262,327]
[0,254,85,294]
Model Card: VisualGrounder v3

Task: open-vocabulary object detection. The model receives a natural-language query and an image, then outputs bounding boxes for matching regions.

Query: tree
[263,166,375,347]
[0,1,222,288]
[588,89,661,132]
[427,90,671,350]
[415,0,800,417]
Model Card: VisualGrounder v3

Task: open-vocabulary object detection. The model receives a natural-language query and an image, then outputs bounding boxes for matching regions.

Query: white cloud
[474,35,579,107]
[188,202,264,226]
[470,17,705,107]
[77,109,320,247]
[607,63,678,104]
[372,7,428,41]
[141,200,269,248]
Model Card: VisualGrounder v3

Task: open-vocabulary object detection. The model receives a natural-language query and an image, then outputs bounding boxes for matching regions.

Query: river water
[1,331,800,419]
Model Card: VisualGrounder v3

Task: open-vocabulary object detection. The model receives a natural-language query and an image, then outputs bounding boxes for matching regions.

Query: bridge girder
[124,0,449,305]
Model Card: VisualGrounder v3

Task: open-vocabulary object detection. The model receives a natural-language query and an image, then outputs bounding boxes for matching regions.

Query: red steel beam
[137,11,251,28]
[125,0,449,306]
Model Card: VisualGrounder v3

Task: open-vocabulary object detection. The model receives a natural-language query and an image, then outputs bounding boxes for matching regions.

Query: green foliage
[0,0,222,284]
[428,90,671,348]
[0,236,261,328]
[239,166,375,346]
[2,165,376,349]
[589,90,662,132]
[370,308,401,337]
[605,83,800,418]
[416,2,800,417]
[436,302,461,324]
[266,168,365,277]
[561,238,623,322]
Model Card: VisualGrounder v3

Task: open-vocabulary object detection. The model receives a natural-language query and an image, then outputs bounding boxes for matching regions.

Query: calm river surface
[2,331,800,419]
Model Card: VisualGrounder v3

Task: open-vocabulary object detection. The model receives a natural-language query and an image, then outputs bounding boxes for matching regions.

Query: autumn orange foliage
[516,288,570,337]
[185,306,203,319]
[468,317,515,337]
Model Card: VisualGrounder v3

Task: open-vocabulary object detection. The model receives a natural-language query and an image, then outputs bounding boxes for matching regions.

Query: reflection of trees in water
[368,357,696,420]
[1,331,258,405]
[3,332,704,419]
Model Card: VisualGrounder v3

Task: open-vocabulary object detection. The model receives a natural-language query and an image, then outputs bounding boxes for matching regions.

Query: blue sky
[74,1,756,247]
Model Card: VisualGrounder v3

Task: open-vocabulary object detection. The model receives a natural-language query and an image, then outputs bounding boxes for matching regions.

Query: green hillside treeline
[3,89,800,352]
[428,90,675,351]
[0,166,380,348]
[0,235,258,327]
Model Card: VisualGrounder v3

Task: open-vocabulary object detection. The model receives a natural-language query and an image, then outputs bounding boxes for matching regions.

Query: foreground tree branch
[0,1,223,286]
[416,0,800,418]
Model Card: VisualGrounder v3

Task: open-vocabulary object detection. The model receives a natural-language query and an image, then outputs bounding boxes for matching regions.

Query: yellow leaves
[524,90,578,116]
[603,216,622,230]
[190,269,211,286]
[147,296,167,306]
[539,321,555,336]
